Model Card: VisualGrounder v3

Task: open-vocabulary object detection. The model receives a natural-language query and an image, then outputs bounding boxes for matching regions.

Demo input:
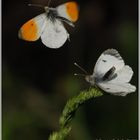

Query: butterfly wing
[97,82,136,96]
[18,13,46,41]
[92,49,136,96]
[56,1,79,22]
[96,63,136,96]
[110,65,134,83]
[93,49,125,79]
[40,19,69,48]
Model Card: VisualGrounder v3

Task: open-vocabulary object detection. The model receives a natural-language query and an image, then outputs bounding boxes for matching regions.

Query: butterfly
[18,1,79,48]
[74,49,136,96]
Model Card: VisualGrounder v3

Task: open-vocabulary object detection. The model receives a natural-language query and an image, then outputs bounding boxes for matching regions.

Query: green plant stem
[48,87,103,140]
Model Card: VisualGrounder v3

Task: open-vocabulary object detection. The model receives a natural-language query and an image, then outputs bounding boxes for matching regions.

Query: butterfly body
[44,7,58,22]
[83,49,136,96]
[18,2,79,48]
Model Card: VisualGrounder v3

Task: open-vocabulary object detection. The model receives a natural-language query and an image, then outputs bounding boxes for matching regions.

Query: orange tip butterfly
[74,49,136,96]
[18,1,79,49]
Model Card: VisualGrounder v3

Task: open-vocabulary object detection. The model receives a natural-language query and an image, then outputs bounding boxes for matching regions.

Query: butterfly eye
[85,75,91,82]
[89,76,94,82]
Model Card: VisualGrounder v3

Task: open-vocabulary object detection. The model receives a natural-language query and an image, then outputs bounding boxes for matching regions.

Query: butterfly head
[44,7,58,22]
[85,75,95,86]
[44,0,53,13]
[74,62,95,86]
[44,6,50,13]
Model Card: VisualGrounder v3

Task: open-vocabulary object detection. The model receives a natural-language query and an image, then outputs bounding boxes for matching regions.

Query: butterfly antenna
[74,62,88,74]
[28,0,52,9]
[74,73,86,77]
[47,0,52,7]
[28,4,44,8]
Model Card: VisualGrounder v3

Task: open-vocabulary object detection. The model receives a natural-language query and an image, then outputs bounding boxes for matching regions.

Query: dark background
[3,0,138,140]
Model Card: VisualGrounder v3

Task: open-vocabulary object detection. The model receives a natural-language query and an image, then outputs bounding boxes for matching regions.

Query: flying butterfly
[18,1,79,48]
[74,49,136,96]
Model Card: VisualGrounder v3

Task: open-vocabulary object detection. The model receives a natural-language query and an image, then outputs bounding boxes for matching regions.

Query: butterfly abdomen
[47,9,58,22]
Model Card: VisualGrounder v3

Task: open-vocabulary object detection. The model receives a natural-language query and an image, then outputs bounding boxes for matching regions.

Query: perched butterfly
[18,1,79,48]
[74,49,136,96]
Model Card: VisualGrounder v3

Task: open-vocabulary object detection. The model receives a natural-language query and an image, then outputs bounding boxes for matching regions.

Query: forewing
[93,49,124,78]
[56,2,79,22]
[40,19,68,48]
[18,13,46,41]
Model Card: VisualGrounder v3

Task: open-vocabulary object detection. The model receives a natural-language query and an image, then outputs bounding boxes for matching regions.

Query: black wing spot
[55,28,61,33]
[103,66,116,81]
[102,60,107,62]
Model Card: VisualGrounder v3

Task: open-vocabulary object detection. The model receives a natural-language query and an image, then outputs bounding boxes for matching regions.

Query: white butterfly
[74,49,136,96]
[18,1,79,49]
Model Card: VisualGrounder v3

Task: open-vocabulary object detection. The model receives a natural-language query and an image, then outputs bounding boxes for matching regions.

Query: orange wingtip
[65,2,79,22]
[19,19,38,41]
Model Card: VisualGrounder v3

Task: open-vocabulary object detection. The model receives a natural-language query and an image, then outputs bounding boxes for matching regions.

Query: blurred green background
[3,0,138,140]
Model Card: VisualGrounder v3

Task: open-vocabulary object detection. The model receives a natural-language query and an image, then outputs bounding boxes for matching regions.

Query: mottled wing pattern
[40,19,68,48]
